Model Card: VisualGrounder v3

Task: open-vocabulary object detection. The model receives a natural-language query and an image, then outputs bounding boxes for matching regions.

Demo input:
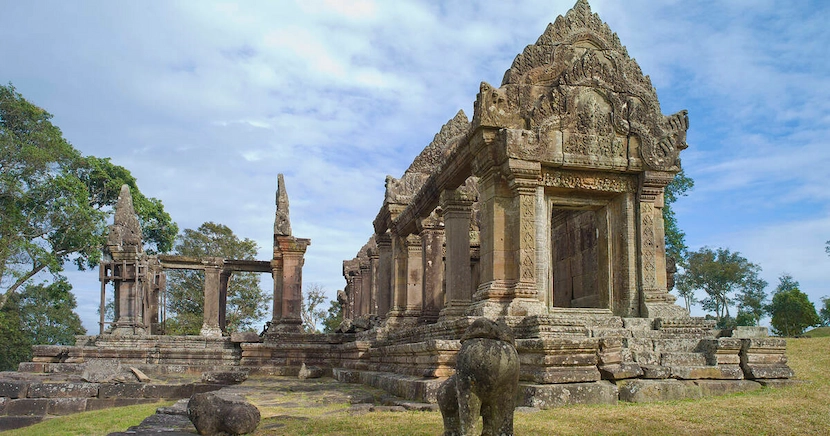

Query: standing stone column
[266,174,311,335]
[419,212,445,323]
[404,234,423,321]
[201,259,224,337]
[218,269,232,333]
[368,246,379,315]
[359,259,372,316]
[389,231,408,318]
[375,232,393,318]
[439,187,475,320]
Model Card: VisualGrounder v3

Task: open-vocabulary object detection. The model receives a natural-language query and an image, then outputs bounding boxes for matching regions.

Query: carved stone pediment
[472,0,688,173]
[385,111,471,205]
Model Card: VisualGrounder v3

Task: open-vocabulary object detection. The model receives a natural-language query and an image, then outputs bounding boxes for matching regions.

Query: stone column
[201,259,223,337]
[439,187,474,319]
[368,247,379,315]
[359,260,372,316]
[271,256,284,324]
[375,233,393,318]
[638,171,687,318]
[419,213,445,323]
[388,231,408,318]
[268,237,311,334]
[218,270,231,332]
[404,234,423,320]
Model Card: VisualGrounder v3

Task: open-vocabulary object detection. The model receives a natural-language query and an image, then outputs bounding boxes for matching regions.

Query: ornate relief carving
[519,193,536,281]
[640,202,656,287]
[542,169,636,192]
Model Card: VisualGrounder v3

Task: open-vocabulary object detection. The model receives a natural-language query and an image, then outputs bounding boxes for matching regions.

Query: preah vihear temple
[1,0,797,428]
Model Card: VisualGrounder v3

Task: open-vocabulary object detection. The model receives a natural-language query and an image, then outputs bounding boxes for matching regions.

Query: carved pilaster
[638,171,687,318]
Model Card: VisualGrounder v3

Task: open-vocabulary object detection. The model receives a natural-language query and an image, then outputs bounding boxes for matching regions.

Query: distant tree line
[665,169,829,336]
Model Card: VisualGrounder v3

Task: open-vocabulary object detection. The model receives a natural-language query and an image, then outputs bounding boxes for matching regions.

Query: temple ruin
[12,0,794,411]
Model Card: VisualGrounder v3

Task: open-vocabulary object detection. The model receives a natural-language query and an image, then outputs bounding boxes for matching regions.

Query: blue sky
[2,0,828,331]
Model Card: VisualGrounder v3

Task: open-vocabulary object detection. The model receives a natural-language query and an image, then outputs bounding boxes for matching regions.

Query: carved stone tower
[104,185,148,336]
[267,174,311,334]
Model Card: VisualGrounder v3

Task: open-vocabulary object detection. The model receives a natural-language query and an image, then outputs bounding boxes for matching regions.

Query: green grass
[7,337,830,435]
[803,326,830,338]
[3,401,171,436]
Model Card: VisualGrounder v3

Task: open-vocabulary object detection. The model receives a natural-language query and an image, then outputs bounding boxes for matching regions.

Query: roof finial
[274,174,292,237]
[106,184,143,249]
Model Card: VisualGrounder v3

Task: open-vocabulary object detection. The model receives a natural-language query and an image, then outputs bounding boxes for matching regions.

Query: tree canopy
[0,84,177,306]
[675,247,766,326]
[663,167,694,265]
[0,278,86,370]
[767,274,820,336]
[301,283,328,334]
[164,222,269,334]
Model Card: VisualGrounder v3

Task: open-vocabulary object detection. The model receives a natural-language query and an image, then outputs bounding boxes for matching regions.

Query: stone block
[0,381,29,399]
[47,398,88,415]
[617,379,701,403]
[201,371,248,385]
[518,381,618,409]
[28,382,99,398]
[4,398,49,416]
[0,416,44,432]
[670,365,743,380]
[742,365,794,380]
[598,363,643,381]
[622,318,653,330]
[693,380,761,397]
[0,397,6,414]
[632,351,660,366]
[143,384,193,399]
[640,365,670,379]
[85,398,157,411]
[520,366,600,384]
[660,352,707,366]
[731,326,768,338]
[98,383,144,398]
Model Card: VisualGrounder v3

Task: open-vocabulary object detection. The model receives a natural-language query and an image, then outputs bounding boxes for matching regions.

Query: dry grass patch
[3,401,171,436]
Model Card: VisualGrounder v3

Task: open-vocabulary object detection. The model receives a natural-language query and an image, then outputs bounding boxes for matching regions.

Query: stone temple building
[17,0,793,410]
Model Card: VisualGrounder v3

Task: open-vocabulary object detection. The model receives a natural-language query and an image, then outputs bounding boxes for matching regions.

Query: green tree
[0,278,86,370]
[0,83,176,306]
[767,274,820,336]
[820,296,830,327]
[165,222,268,334]
[321,299,343,333]
[0,301,30,370]
[734,275,768,326]
[664,167,694,266]
[301,283,328,334]
[676,247,765,324]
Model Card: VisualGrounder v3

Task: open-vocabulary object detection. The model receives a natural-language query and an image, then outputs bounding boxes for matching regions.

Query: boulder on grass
[187,392,260,436]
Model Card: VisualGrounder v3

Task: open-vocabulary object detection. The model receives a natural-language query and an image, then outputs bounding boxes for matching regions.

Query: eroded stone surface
[187,392,261,436]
